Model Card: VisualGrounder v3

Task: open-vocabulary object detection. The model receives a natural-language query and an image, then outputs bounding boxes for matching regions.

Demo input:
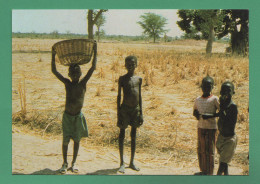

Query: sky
[12,9,185,37]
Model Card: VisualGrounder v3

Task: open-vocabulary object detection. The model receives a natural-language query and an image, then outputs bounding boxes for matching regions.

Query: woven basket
[52,39,95,66]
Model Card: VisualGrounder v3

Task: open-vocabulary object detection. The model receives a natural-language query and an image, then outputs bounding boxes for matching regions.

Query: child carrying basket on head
[51,39,97,174]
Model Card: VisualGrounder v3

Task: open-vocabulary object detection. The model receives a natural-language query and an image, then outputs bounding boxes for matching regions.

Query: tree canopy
[217,10,249,55]
[95,13,106,42]
[138,13,168,43]
[177,10,225,54]
[177,9,249,55]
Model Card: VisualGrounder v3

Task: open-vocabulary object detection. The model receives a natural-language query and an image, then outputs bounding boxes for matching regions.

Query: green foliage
[177,10,230,54]
[95,13,106,28]
[182,26,201,40]
[12,32,87,39]
[177,10,225,40]
[177,10,249,55]
[51,30,59,38]
[95,13,106,41]
[137,13,168,43]
[12,32,152,42]
[95,29,106,40]
[217,10,248,38]
[176,10,194,34]
[216,10,249,56]
[87,9,108,39]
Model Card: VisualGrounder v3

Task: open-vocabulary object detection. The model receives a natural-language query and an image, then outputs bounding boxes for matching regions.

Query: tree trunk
[231,23,249,56]
[206,25,215,55]
[88,10,94,39]
[97,27,100,42]
[87,10,105,40]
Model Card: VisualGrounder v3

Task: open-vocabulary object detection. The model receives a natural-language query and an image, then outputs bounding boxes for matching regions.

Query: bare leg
[62,143,69,165]
[71,141,80,172]
[60,142,69,173]
[217,162,226,175]
[118,128,125,173]
[72,141,80,164]
[129,127,140,171]
[224,163,229,175]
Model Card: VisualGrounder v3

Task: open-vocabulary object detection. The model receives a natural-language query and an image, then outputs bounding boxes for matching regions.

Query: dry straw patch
[12,38,249,174]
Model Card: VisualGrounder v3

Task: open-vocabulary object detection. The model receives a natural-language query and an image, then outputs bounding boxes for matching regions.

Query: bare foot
[118,164,125,173]
[129,163,140,171]
[71,162,79,173]
[59,163,68,174]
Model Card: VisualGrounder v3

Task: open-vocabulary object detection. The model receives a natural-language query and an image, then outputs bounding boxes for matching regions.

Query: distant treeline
[12,32,228,43]
[12,32,88,39]
[12,32,178,42]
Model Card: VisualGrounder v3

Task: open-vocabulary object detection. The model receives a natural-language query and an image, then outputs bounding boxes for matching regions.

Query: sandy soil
[12,38,249,175]
[12,126,244,175]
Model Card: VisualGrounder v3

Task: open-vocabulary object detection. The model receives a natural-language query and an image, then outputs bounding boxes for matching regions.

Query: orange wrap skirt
[197,128,217,175]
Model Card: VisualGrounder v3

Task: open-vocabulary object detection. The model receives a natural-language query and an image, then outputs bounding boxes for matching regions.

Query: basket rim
[53,39,96,49]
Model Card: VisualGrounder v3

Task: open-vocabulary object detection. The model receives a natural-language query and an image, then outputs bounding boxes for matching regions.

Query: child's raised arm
[80,41,97,84]
[51,47,69,84]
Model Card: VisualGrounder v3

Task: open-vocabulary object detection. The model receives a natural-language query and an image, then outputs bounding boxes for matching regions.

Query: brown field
[12,38,249,175]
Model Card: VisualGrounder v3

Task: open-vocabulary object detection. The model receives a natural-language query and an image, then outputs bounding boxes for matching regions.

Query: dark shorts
[117,103,141,129]
[216,134,237,163]
[62,111,88,145]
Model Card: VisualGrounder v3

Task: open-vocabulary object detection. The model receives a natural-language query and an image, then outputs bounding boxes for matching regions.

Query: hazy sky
[12,9,184,37]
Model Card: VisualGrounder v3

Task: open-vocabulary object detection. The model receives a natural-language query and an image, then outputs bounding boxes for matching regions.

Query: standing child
[193,76,220,175]
[117,56,143,173]
[51,42,97,174]
[216,81,238,175]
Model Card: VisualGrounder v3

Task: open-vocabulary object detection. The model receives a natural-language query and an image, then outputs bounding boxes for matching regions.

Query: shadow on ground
[86,168,119,175]
[13,168,60,175]
[13,168,119,175]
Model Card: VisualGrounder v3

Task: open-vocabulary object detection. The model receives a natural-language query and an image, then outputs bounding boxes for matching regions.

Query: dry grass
[17,75,27,121]
[12,38,249,174]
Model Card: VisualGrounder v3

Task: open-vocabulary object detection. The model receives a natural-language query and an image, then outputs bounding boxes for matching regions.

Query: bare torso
[64,81,86,115]
[120,75,141,107]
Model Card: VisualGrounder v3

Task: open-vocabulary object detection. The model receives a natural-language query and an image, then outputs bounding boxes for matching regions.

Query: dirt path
[12,126,244,175]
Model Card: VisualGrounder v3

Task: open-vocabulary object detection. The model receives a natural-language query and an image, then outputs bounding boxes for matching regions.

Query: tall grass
[17,75,26,122]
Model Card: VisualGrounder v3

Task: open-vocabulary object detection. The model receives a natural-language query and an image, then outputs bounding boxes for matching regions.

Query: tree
[95,29,105,41]
[51,30,59,38]
[183,25,201,40]
[177,9,249,56]
[95,13,106,42]
[177,10,225,55]
[217,10,249,56]
[87,9,107,39]
[138,13,168,43]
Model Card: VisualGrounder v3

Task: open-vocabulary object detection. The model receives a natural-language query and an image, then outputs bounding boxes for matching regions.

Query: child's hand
[139,114,144,125]
[220,95,228,110]
[193,109,200,120]
[220,95,225,104]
